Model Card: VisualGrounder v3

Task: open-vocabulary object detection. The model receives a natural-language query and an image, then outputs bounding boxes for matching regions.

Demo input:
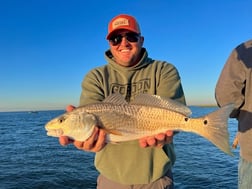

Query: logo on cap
[112,18,129,29]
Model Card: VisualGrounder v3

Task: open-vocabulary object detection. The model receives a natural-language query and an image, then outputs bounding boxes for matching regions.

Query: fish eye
[58,117,65,123]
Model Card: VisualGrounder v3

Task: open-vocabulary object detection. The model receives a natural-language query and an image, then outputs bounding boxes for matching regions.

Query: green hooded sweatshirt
[80,48,186,184]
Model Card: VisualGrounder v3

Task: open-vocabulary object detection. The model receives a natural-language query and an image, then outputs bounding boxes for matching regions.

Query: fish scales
[72,103,139,138]
[45,93,234,155]
[85,104,186,133]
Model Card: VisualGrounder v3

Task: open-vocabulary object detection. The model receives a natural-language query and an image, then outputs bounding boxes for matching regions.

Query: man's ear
[140,36,144,46]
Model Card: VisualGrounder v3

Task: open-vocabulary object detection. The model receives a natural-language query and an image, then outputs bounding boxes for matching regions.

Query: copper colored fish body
[45,93,234,155]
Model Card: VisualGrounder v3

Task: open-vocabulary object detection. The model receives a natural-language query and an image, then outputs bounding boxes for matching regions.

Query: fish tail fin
[199,104,234,156]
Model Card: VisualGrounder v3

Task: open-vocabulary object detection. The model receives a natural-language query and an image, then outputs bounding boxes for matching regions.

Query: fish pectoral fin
[103,128,123,136]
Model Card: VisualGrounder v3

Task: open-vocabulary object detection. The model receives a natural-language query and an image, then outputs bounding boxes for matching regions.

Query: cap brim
[106,28,139,39]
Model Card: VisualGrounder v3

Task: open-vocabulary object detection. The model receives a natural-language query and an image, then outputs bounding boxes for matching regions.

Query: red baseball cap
[106,14,141,39]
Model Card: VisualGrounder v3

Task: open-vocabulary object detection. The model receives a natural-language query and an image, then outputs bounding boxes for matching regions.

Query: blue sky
[0,0,251,112]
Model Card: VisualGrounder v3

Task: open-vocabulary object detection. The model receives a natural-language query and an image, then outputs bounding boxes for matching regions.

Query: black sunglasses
[109,32,140,46]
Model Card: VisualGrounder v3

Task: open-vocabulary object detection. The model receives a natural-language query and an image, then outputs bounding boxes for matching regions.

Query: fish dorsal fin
[103,93,128,105]
[132,94,192,116]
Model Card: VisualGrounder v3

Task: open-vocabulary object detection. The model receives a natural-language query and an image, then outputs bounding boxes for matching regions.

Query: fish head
[45,111,97,141]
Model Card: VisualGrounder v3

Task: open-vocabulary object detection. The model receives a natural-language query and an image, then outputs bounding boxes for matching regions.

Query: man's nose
[120,36,130,46]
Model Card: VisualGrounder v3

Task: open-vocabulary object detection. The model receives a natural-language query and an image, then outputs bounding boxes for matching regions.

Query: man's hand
[58,104,107,152]
[139,130,174,148]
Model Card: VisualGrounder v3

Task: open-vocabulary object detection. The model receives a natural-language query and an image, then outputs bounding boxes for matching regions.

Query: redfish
[45,93,234,155]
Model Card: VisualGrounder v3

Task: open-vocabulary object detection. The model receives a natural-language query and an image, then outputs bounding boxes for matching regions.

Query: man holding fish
[44,13,236,188]
[59,14,186,188]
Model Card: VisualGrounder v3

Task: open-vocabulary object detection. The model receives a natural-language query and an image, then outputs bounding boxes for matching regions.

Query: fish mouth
[46,128,64,137]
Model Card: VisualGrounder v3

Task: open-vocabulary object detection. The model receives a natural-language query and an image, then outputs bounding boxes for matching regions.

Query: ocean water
[0,106,239,189]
